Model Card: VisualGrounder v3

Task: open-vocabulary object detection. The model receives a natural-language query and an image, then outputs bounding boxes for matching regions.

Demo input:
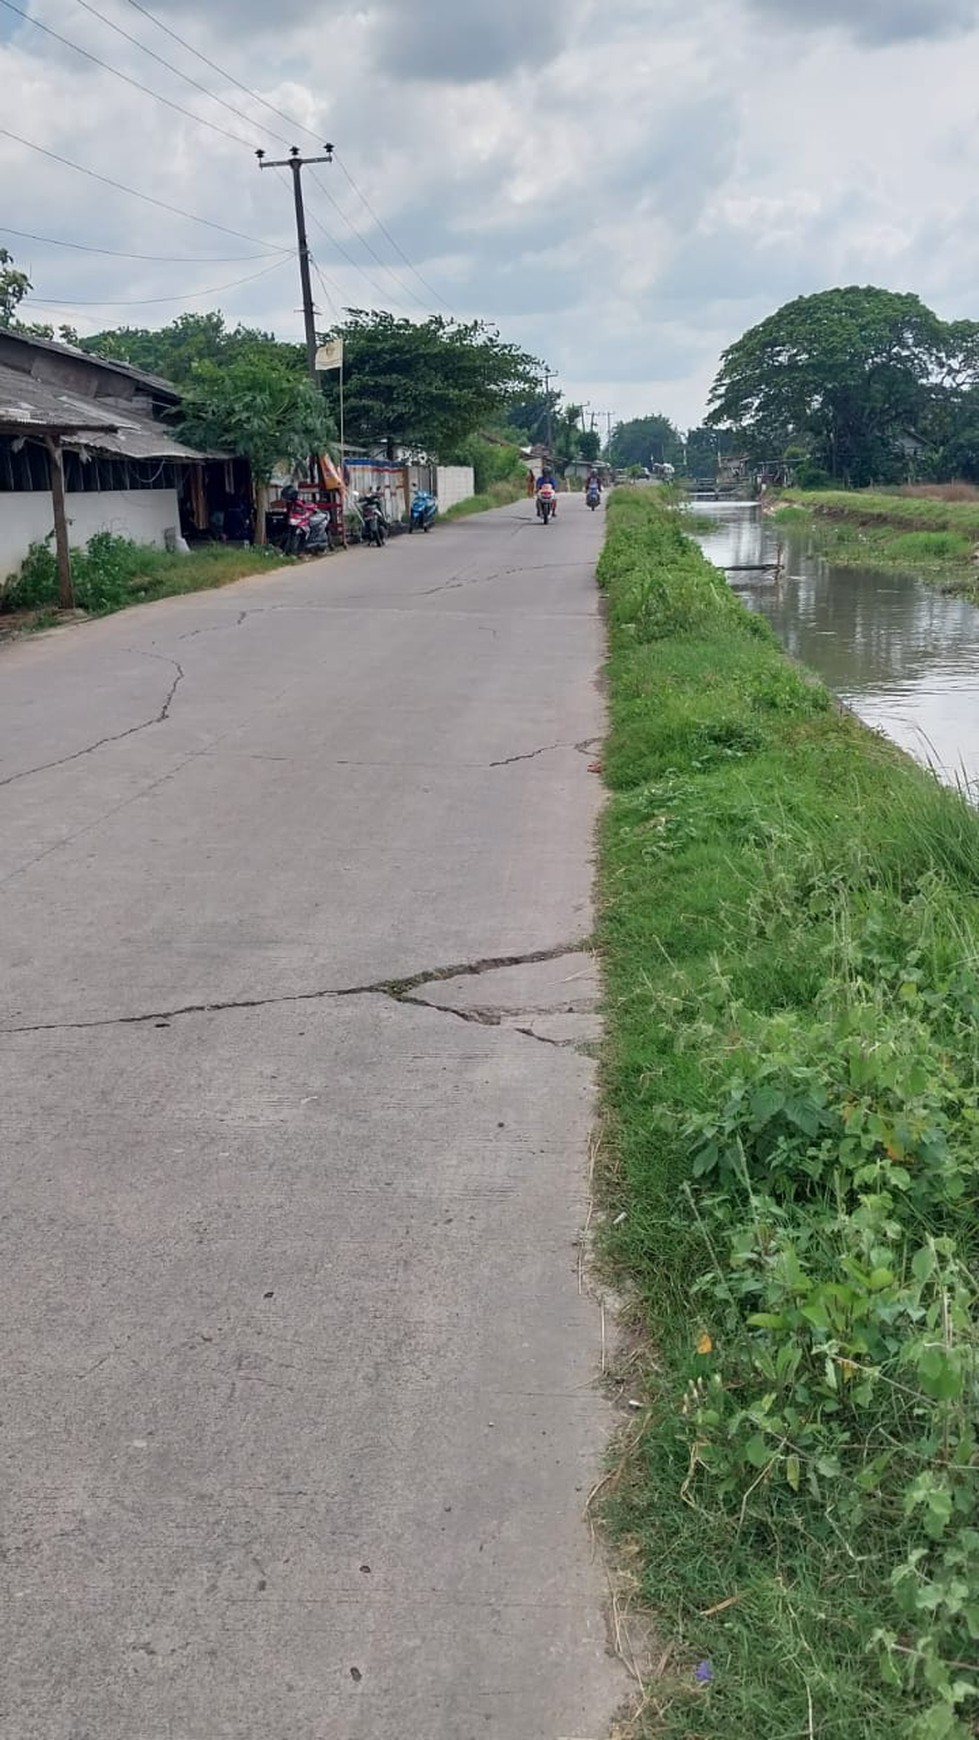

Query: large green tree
[707,287,946,486]
[608,413,683,471]
[178,354,336,539]
[82,311,303,383]
[323,310,540,458]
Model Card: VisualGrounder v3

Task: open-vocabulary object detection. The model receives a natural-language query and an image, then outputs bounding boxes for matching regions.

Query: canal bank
[771,490,979,596]
[597,489,979,1739]
[695,500,979,796]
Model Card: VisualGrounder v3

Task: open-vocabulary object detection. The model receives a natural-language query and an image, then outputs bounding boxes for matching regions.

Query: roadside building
[0,330,249,587]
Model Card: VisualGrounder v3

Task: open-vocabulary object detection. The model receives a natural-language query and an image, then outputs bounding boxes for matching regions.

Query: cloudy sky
[1,0,978,430]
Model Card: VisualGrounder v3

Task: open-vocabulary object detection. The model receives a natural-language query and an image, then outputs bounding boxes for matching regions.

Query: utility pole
[543,369,554,454]
[257,144,334,383]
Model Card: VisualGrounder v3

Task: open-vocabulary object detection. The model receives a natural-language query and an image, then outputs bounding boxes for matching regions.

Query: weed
[1,532,290,622]
[597,489,979,1739]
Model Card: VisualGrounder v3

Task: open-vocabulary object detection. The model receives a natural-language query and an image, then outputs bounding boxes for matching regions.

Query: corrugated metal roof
[0,328,179,398]
[0,364,120,433]
[0,362,223,460]
[75,425,227,462]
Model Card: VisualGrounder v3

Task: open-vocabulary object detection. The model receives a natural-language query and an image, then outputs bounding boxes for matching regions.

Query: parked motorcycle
[586,483,601,511]
[360,491,388,547]
[283,489,333,557]
[537,481,557,525]
[408,487,438,533]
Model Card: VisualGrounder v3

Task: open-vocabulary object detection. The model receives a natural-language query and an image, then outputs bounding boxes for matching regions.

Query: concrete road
[0,497,623,1739]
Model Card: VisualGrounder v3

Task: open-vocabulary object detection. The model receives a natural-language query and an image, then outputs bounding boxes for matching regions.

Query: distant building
[0,330,248,583]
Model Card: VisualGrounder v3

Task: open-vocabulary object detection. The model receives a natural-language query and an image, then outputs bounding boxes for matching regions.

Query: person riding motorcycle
[535,468,558,518]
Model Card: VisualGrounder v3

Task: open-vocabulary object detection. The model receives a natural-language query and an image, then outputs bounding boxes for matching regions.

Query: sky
[1,0,978,432]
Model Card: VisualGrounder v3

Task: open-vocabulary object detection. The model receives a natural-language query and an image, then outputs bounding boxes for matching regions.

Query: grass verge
[596,488,979,1740]
[0,531,292,628]
[442,478,528,520]
[773,491,979,590]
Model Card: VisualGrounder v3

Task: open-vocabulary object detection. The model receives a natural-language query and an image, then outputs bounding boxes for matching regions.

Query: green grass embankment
[442,478,528,520]
[597,489,979,1739]
[773,490,979,590]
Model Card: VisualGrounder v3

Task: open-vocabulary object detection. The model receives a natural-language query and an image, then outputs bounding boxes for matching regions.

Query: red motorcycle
[536,482,557,525]
[282,487,332,557]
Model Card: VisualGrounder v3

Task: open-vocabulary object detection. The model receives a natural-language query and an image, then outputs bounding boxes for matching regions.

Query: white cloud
[1,0,979,429]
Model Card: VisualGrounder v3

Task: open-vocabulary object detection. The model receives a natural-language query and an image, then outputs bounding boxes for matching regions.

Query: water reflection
[693,504,979,791]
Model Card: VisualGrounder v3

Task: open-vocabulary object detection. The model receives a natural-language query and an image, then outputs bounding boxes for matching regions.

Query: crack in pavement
[489,743,565,768]
[174,610,249,642]
[0,941,590,1038]
[0,651,184,791]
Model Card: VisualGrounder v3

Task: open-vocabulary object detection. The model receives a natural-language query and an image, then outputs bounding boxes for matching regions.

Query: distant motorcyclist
[535,467,558,517]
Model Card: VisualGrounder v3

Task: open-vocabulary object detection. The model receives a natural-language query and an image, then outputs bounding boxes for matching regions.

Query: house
[0,330,249,585]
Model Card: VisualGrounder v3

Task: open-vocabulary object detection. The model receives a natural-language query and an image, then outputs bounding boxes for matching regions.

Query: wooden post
[255,479,269,546]
[46,435,74,610]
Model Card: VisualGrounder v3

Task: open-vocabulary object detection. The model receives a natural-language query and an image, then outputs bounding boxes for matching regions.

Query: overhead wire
[0,125,287,251]
[113,0,453,317]
[269,164,400,315]
[334,155,454,314]
[308,255,342,325]
[118,0,323,148]
[0,0,258,151]
[25,254,292,309]
[0,225,277,264]
[306,169,428,314]
[70,0,288,149]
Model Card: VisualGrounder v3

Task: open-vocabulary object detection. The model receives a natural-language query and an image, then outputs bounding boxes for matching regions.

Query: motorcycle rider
[535,465,558,518]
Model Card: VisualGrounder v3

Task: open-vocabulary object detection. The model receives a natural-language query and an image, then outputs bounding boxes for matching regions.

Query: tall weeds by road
[597,489,979,1740]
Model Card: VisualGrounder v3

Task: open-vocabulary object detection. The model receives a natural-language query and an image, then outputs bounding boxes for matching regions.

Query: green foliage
[445,435,525,495]
[0,246,31,327]
[708,287,955,485]
[608,412,683,471]
[597,489,979,1738]
[178,355,336,483]
[80,311,301,383]
[321,310,539,458]
[2,532,285,618]
[442,478,526,519]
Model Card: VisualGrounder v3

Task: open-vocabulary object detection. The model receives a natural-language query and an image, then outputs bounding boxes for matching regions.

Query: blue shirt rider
[535,467,558,517]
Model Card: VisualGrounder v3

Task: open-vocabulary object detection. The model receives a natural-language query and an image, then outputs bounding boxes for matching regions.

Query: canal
[694,502,979,795]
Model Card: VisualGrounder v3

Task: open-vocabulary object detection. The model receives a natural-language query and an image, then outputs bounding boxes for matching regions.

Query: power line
[0,124,286,250]
[118,0,320,147]
[307,169,428,314]
[70,0,282,148]
[334,155,453,314]
[24,254,292,309]
[0,224,278,264]
[297,173,406,313]
[0,0,256,151]
[309,254,342,325]
[112,0,452,316]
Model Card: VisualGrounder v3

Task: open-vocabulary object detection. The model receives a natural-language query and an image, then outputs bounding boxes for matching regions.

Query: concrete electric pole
[257,144,334,384]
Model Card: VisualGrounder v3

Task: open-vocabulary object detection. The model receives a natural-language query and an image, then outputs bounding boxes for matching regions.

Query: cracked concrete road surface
[1,498,623,1739]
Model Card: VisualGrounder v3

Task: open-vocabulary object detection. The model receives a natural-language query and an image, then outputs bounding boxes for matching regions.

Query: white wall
[435,465,475,510]
[0,489,181,582]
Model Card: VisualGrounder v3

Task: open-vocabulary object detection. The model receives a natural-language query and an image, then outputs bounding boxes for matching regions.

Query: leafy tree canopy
[0,247,31,327]
[322,310,540,458]
[177,354,336,483]
[81,311,303,384]
[706,287,953,487]
[608,413,683,471]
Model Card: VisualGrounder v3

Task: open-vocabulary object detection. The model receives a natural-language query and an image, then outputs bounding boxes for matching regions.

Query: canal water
[693,502,979,795]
